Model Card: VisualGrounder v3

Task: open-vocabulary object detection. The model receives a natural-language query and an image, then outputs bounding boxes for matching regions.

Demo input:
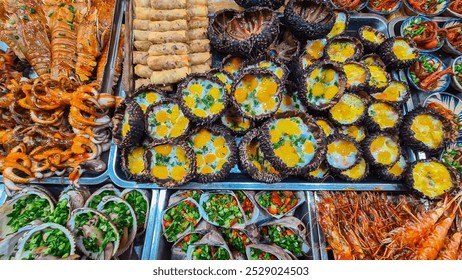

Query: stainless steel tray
[145,189,323,260]
[0,0,125,185]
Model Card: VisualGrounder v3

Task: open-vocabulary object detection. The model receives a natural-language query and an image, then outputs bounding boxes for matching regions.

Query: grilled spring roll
[135,30,189,43]
[150,66,190,84]
[134,0,150,7]
[135,64,153,79]
[147,54,189,71]
[133,19,188,32]
[188,28,207,41]
[134,40,152,51]
[189,52,211,66]
[189,18,208,29]
[133,51,149,65]
[191,64,211,73]
[188,6,208,17]
[151,0,187,9]
[189,39,210,53]
[134,8,188,21]
[148,43,189,56]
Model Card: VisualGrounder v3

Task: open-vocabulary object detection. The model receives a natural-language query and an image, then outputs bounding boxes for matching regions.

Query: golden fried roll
[208,0,243,12]
[188,28,207,41]
[135,8,188,21]
[147,54,189,71]
[191,64,211,73]
[188,0,208,4]
[134,41,152,51]
[135,78,151,89]
[133,51,149,65]
[151,0,187,9]
[134,30,150,41]
[135,64,153,78]
[189,40,210,53]
[135,0,150,7]
[189,52,211,66]
[188,6,208,17]
[148,43,189,56]
[133,19,188,32]
[150,67,190,84]
[148,31,188,43]
[189,18,209,29]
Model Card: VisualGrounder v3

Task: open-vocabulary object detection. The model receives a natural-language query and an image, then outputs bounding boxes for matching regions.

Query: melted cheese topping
[183,78,225,117]
[327,12,347,39]
[316,119,335,137]
[410,114,444,148]
[247,139,279,174]
[362,30,384,44]
[412,162,453,198]
[221,108,252,133]
[370,135,399,165]
[149,144,190,181]
[213,72,233,94]
[147,103,189,140]
[223,56,244,76]
[372,81,407,102]
[368,102,399,129]
[234,74,280,116]
[392,39,417,60]
[341,158,366,179]
[122,111,130,137]
[327,139,358,169]
[368,65,389,89]
[134,91,163,113]
[305,67,340,106]
[308,163,328,178]
[344,63,367,88]
[340,125,366,142]
[127,146,145,175]
[270,117,318,168]
[327,41,357,63]
[330,94,365,125]
[245,61,285,79]
[190,128,230,175]
[388,155,406,176]
[302,39,326,68]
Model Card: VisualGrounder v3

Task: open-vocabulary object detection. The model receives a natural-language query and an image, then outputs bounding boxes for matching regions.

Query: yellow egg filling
[370,136,399,165]
[330,94,365,124]
[150,144,190,182]
[410,114,444,148]
[392,39,417,60]
[127,147,145,175]
[362,30,384,43]
[327,41,356,63]
[344,63,367,87]
[341,158,366,179]
[369,102,398,129]
[413,162,453,197]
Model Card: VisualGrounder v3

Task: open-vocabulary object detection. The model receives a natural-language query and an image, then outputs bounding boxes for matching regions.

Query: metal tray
[0,182,157,260]
[145,189,323,260]
[0,0,126,185]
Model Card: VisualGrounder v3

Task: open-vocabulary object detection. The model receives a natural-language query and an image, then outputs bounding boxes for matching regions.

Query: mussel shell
[325,134,362,172]
[186,230,234,260]
[284,0,336,41]
[177,73,228,125]
[208,7,280,58]
[67,208,120,260]
[377,36,420,70]
[405,158,460,199]
[328,92,367,126]
[259,111,327,175]
[370,80,411,105]
[238,128,287,183]
[358,25,387,53]
[375,153,409,181]
[188,124,238,183]
[112,99,145,148]
[365,100,402,133]
[144,140,196,188]
[324,35,364,63]
[15,223,77,260]
[84,184,121,209]
[400,106,451,154]
[362,132,401,168]
[335,157,369,182]
[120,189,151,236]
[96,196,137,257]
[234,0,285,10]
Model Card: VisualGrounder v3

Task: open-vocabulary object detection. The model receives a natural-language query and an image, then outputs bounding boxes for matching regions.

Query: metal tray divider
[148,190,168,259]
[141,189,160,260]
[0,184,6,205]
[305,191,322,260]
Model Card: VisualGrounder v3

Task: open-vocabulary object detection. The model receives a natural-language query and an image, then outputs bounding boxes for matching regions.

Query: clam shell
[162,198,202,242]
[199,191,247,229]
[96,196,137,257]
[67,208,120,260]
[246,243,296,260]
[15,223,77,260]
[16,185,57,204]
[84,184,121,209]
[121,189,151,236]
[254,190,306,220]
[0,224,35,260]
[186,230,234,260]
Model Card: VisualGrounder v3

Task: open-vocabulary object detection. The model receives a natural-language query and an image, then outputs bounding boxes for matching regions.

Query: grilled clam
[362,133,401,168]
[84,184,121,209]
[358,25,387,53]
[208,7,279,57]
[325,134,362,172]
[324,36,364,63]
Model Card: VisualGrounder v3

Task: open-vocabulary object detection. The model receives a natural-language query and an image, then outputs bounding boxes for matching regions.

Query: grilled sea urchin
[362,133,401,168]
[284,0,336,41]
[336,157,369,182]
[208,8,279,57]
[376,153,409,181]
[405,159,460,199]
[326,9,349,39]
[260,111,326,175]
[377,36,419,70]
[188,125,237,183]
[358,25,387,53]
[303,161,330,182]
[177,73,228,124]
[315,117,336,137]
[365,101,402,133]
[324,36,364,63]
[325,134,361,172]
[121,139,150,182]
[267,25,300,63]
[144,141,196,188]
[239,128,286,183]
[400,107,451,154]
[328,92,367,126]
[113,99,145,148]
[339,125,367,143]
[371,80,411,104]
[366,64,391,93]
[342,61,370,92]
[221,55,247,77]
[131,84,166,112]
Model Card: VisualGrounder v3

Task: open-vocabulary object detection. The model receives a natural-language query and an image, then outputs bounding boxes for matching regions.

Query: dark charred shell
[365,101,402,133]
[208,68,235,95]
[326,9,350,39]
[405,158,460,199]
[335,157,369,182]
[400,106,452,154]
[361,54,387,68]
[376,153,409,181]
[362,132,401,168]
[302,161,330,182]
[299,61,347,111]
[267,24,301,63]
[120,139,151,182]
[144,141,196,188]
[208,7,280,58]
[177,72,228,125]
[283,0,336,41]
[113,99,145,149]
[259,111,327,176]
[377,36,419,70]
[277,81,306,113]
[230,68,283,121]
[188,124,238,183]
[325,134,362,172]
[234,0,285,9]
[131,84,168,113]
[221,55,248,77]
[366,63,391,93]
[358,25,387,54]
[315,117,336,137]
[241,55,290,81]
[238,128,286,183]
[370,80,411,105]
[342,61,370,92]
[220,107,255,136]
[339,124,367,143]
[324,36,364,63]
[145,98,191,145]
[328,92,367,126]
[295,38,328,78]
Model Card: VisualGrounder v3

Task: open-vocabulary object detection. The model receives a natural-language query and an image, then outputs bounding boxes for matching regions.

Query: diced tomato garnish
[270,191,283,207]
